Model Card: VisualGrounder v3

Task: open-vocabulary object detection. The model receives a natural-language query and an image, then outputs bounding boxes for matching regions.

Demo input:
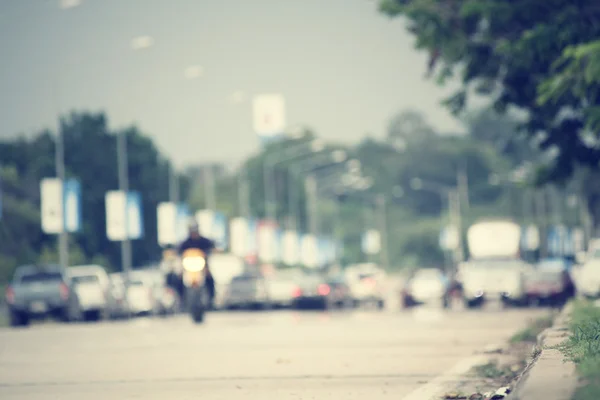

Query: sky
[0,0,464,168]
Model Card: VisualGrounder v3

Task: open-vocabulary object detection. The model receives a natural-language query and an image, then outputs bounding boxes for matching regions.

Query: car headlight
[182,256,206,272]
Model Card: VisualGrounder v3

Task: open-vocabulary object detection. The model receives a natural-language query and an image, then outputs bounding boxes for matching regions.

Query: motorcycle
[181,248,210,323]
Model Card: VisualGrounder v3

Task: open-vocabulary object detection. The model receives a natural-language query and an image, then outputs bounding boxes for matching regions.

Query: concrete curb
[507,305,578,400]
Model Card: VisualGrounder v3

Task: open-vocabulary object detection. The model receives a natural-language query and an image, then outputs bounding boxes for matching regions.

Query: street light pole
[168,162,179,203]
[55,120,69,271]
[305,174,318,235]
[376,194,390,269]
[117,131,132,294]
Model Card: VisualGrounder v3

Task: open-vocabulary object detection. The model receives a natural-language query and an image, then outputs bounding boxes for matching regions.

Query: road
[0,306,545,400]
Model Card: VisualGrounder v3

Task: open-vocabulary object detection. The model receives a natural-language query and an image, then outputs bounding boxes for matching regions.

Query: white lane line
[400,344,499,400]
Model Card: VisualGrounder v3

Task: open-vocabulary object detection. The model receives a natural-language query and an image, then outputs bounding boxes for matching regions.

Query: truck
[458,219,531,308]
[5,264,80,327]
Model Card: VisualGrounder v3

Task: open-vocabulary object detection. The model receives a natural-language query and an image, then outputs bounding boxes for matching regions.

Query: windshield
[413,270,442,281]
[467,260,523,269]
[71,275,100,284]
[20,272,63,284]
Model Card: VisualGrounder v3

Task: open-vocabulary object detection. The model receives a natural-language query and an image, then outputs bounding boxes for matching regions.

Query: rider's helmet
[188,219,200,235]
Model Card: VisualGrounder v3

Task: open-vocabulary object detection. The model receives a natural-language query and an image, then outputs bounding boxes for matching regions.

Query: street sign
[361,229,381,255]
[41,178,81,234]
[106,191,143,241]
[252,94,286,142]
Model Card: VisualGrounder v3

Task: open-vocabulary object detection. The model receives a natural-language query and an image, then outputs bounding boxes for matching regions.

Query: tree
[386,109,436,149]
[378,0,600,184]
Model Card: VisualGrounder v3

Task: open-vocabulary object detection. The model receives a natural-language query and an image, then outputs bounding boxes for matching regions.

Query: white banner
[106,191,127,241]
[41,178,64,234]
[195,210,214,237]
[282,230,300,265]
[157,202,177,246]
[362,229,381,254]
[258,222,276,263]
[252,94,286,139]
[230,217,249,257]
[300,234,318,268]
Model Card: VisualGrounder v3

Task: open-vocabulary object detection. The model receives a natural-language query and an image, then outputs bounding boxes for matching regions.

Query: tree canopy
[378,0,600,183]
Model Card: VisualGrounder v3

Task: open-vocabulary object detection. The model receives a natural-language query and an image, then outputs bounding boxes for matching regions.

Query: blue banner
[212,211,228,250]
[63,178,82,233]
[247,218,258,255]
[126,191,144,240]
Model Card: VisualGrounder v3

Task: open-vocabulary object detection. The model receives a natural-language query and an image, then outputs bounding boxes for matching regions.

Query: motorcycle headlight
[182,256,206,272]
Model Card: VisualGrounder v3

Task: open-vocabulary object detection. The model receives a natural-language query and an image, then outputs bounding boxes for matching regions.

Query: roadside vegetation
[509,314,555,344]
[555,301,600,400]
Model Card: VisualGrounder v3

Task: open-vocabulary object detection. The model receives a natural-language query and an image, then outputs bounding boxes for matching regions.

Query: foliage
[0,108,534,280]
[509,314,554,344]
[377,0,600,186]
[0,112,174,282]
[555,301,600,400]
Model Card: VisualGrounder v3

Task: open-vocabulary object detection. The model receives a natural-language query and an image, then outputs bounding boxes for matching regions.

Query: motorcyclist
[178,221,216,308]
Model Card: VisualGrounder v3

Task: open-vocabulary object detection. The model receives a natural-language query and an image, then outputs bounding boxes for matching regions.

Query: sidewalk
[508,304,578,400]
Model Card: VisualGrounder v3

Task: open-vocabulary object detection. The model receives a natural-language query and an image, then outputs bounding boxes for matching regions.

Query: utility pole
[237,169,250,217]
[55,119,69,271]
[117,131,132,295]
[168,163,179,203]
[305,174,318,235]
[203,165,216,210]
[376,194,390,270]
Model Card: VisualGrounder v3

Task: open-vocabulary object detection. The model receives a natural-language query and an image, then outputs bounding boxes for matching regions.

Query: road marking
[400,347,495,400]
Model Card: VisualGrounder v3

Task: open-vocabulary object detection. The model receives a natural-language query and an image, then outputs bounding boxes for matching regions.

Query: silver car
[223,271,269,310]
[68,265,111,322]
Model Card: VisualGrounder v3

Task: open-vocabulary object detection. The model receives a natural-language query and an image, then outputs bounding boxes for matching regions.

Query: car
[108,273,129,319]
[111,272,155,316]
[291,273,353,310]
[525,259,575,307]
[573,241,600,298]
[459,259,530,308]
[67,265,112,321]
[222,270,270,310]
[5,264,80,327]
[209,253,247,310]
[401,268,450,309]
[344,264,386,309]
[134,269,179,316]
[264,273,298,309]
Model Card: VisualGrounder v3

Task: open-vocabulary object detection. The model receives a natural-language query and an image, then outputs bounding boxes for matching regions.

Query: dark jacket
[178,236,216,256]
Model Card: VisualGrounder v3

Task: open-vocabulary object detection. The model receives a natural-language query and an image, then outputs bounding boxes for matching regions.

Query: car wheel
[9,311,29,327]
[377,300,385,310]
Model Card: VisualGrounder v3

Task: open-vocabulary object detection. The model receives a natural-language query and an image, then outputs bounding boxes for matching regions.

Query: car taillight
[292,287,302,298]
[5,286,14,304]
[318,284,330,296]
[364,277,376,286]
[60,283,69,300]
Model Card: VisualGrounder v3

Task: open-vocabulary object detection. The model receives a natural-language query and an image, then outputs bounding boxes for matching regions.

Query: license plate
[30,301,47,313]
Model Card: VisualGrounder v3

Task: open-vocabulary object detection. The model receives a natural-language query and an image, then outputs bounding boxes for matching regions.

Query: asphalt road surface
[0,306,545,400]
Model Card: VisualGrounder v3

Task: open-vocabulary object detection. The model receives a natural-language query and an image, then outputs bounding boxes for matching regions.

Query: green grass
[554,300,600,400]
[509,314,555,344]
